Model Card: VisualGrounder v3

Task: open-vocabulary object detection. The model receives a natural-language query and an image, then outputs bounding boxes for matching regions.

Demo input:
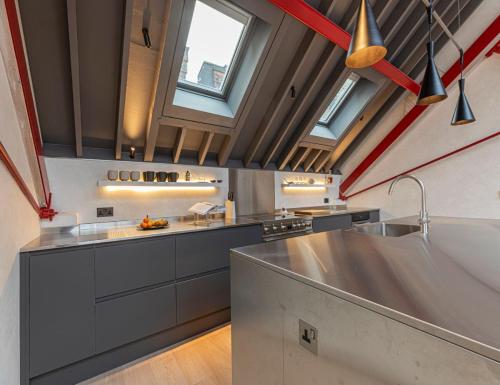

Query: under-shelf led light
[104,185,216,192]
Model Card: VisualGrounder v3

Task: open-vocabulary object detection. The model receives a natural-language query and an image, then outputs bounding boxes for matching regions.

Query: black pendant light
[345,0,387,69]
[451,1,475,125]
[417,0,447,105]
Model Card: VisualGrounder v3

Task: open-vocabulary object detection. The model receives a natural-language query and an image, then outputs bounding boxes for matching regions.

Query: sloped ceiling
[18,0,483,172]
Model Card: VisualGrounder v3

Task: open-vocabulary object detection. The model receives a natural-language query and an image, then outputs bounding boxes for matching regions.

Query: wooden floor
[80,325,231,385]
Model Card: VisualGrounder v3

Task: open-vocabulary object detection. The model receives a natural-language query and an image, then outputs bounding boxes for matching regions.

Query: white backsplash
[44,157,229,225]
[43,158,342,226]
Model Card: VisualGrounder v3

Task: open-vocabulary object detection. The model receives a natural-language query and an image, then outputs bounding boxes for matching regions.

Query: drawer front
[369,210,380,223]
[95,237,175,297]
[175,225,261,278]
[177,270,230,324]
[313,214,352,233]
[29,247,95,377]
[96,284,176,353]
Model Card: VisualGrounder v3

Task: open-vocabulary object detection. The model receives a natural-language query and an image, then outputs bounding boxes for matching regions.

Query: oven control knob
[292,223,297,229]
[264,226,271,234]
[281,225,287,231]
[272,225,278,232]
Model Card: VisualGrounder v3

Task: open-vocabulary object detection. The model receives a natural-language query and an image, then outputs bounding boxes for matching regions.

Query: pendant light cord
[457,0,464,80]
[427,0,433,43]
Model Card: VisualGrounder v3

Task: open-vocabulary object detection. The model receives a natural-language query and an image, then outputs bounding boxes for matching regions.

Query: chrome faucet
[388,174,430,235]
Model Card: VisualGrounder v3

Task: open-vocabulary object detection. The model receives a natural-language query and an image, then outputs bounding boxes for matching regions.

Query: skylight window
[318,73,360,125]
[177,0,251,96]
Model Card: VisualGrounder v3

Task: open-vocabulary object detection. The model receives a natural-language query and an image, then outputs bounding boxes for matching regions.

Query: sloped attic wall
[340,35,500,219]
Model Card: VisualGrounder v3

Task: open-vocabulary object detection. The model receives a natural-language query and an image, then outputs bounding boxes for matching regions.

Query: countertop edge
[230,248,500,364]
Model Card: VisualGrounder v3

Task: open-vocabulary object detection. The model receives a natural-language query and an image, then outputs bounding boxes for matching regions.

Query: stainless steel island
[230,216,500,385]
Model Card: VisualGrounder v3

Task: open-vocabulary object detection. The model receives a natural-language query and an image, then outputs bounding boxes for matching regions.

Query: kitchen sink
[350,222,421,237]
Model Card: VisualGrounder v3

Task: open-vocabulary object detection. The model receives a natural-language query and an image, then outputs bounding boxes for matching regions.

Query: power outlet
[97,207,114,218]
[324,197,329,204]
[299,319,318,355]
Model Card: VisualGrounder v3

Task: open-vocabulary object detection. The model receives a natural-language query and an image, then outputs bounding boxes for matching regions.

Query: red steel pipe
[4,0,56,219]
[343,131,500,200]
[340,16,500,198]
[267,0,421,95]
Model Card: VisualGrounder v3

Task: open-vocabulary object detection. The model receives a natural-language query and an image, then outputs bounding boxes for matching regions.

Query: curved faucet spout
[388,174,430,235]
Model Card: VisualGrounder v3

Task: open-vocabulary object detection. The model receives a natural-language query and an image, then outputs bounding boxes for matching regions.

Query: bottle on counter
[185,170,191,181]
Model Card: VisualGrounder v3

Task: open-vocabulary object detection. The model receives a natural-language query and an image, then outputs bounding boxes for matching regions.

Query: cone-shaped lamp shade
[451,78,476,125]
[346,0,387,69]
[417,41,447,105]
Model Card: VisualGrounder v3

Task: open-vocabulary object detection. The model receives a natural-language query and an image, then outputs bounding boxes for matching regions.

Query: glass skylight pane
[318,74,359,125]
[178,0,246,94]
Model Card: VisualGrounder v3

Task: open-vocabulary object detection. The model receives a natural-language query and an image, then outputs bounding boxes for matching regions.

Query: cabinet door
[95,236,175,297]
[312,214,352,233]
[96,284,176,353]
[177,270,230,324]
[29,247,95,377]
[175,225,261,278]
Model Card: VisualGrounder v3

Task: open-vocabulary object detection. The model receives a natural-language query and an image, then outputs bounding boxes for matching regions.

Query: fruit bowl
[137,216,169,231]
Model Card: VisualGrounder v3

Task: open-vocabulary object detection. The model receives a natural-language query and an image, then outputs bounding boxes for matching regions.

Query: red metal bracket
[0,142,57,220]
[341,132,500,200]
[4,0,55,218]
[340,16,500,198]
[267,0,421,95]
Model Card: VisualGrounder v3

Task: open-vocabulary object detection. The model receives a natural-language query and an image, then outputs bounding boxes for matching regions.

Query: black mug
[168,172,179,182]
[143,171,155,182]
[156,172,167,182]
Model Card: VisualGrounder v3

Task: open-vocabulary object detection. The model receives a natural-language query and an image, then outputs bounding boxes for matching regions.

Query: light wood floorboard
[79,326,231,385]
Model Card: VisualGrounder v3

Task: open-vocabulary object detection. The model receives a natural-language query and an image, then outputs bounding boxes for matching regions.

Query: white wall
[342,54,500,220]
[0,8,40,384]
[274,171,340,209]
[45,157,229,224]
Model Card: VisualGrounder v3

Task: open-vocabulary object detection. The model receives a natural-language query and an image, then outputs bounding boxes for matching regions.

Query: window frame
[176,0,254,99]
[317,73,360,126]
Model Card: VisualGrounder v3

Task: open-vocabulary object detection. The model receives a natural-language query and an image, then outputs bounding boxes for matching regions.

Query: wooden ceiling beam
[66,0,83,157]
[198,131,214,166]
[114,0,133,160]
[314,150,332,173]
[172,127,187,164]
[291,147,311,172]
[243,0,337,167]
[158,117,231,135]
[303,149,322,172]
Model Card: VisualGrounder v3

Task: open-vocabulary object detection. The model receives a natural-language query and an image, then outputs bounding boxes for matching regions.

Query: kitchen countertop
[21,217,259,252]
[22,206,377,253]
[231,216,500,362]
[290,206,379,217]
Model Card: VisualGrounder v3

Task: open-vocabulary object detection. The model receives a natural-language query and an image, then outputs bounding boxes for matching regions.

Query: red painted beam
[4,0,52,210]
[344,132,500,199]
[267,0,421,95]
[340,16,500,198]
[0,142,40,213]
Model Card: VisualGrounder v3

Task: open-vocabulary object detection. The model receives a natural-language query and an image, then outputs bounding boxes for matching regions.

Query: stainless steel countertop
[231,216,500,362]
[290,206,378,217]
[21,217,259,252]
[21,207,377,252]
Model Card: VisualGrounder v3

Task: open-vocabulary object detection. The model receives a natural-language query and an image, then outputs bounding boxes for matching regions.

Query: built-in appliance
[246,213,313,241]
[229,169,313,241]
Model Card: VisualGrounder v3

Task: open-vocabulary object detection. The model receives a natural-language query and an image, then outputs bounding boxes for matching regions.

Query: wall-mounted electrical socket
[324,197,329,204]
[299,319,318,355]
[97,207,114,218]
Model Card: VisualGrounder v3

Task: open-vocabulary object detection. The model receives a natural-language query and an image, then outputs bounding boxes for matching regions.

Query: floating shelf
[98,180,220,191]
[281,183,327,189]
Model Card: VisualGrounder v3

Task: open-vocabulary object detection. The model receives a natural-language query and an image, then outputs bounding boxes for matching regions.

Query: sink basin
[350,222,421,237]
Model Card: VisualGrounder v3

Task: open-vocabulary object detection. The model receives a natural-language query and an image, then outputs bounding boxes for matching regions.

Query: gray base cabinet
[96,284,176,353]
[21,224,261,385]
[312,210,379,233]
[29,247,95,377]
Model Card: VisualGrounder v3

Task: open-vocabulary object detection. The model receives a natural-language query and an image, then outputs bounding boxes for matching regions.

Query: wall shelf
[281,183,327,189]
[98,180,220,191]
